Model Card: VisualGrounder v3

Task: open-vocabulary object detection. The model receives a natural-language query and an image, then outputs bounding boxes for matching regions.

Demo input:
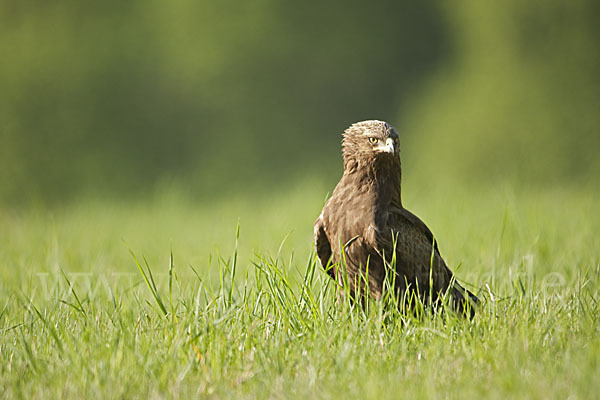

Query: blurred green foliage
[1,1,598,205]
[402,1,600,186]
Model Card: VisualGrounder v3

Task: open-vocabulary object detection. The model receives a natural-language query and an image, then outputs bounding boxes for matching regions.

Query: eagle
[314,120,478,316]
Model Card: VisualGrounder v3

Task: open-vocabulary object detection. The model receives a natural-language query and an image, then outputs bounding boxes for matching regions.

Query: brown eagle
[314,120,478,316]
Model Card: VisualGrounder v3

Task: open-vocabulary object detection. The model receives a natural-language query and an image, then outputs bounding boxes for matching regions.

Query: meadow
[2,1,599,398]
[1,179,598,398]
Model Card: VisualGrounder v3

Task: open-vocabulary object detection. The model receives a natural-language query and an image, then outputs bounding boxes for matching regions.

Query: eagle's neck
[344,156,403,208]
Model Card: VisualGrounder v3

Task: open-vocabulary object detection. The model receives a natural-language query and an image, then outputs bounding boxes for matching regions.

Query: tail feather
[451,283,479,318]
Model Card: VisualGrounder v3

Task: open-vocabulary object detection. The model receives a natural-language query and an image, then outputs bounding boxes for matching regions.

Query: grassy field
[1,178,599,399]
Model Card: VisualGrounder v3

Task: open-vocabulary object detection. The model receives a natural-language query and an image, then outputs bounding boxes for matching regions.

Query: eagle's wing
[314,215,334,279]
[380,205,478,314]
[379,205,450,287]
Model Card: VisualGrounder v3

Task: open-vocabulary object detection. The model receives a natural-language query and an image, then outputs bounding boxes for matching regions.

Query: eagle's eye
[368,137,378,144]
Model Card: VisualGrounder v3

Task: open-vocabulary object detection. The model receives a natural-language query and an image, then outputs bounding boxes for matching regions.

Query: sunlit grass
[0,180,599,398]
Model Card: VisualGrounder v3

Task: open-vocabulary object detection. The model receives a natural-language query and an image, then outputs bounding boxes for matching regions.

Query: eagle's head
[341,120,400,173]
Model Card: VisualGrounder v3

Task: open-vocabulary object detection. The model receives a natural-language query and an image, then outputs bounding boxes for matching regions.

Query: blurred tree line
[1,0,598,205]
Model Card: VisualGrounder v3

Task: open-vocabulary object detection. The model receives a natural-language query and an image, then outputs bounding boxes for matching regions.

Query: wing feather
[376,220,441,294]
[314,216,334,279]
[378,206,478,312]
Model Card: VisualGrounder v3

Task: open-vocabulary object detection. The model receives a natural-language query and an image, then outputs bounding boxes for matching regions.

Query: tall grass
[0,181,599,398]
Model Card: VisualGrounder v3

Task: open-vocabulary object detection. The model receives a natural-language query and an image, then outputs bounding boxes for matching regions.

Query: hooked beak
[376,138,395,154]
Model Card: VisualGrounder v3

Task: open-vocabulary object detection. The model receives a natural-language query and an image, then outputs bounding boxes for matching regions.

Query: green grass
[1,179,599,399]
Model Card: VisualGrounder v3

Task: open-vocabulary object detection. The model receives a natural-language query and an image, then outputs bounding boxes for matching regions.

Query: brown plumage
[314,120,478,316]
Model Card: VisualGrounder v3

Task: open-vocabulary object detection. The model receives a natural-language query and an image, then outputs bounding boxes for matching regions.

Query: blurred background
[1,0,599,206]
[1,0,600,304]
